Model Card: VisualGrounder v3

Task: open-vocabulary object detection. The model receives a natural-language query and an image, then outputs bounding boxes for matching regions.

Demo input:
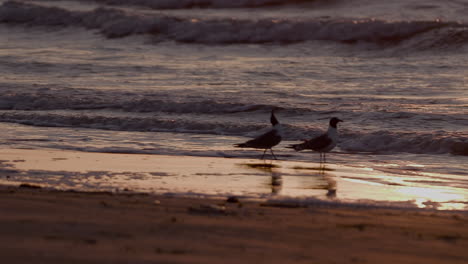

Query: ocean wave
[0,111,466,156]
[2,86,466,126]
[397,26,468,51]
[340,130,468,156]
[0,111,265,135]
[62,0,316,9]
[0,83,466,130]
[0,88,285,114]
[1,1,465,47]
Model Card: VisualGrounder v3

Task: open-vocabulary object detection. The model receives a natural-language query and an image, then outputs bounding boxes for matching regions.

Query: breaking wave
[0,110,466,156]
[340,130,468,156]
[57,0,318,9]
[1,1,467,48]
[0,87,287,114]
[0,111,261,134]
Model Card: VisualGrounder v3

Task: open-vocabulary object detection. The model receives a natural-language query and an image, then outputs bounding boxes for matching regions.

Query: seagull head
[270,109,280,126]
[329,117,343,128]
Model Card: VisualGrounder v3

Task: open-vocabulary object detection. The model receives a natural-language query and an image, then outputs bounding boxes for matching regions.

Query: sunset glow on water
[0,0,466,210]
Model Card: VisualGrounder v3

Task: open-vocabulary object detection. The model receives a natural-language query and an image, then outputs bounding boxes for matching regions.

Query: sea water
[0,0,467,210]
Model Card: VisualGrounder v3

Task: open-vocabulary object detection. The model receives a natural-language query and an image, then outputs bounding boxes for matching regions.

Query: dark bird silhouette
[288,117,343,162]
[234,110,283,160]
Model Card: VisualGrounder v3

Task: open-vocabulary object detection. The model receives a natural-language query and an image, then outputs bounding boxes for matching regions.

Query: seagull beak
[338,119,343,122]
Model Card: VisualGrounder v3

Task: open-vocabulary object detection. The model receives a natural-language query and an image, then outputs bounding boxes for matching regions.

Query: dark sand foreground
[1,185,467,264]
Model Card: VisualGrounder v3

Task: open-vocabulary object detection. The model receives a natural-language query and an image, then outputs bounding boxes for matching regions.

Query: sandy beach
[1,184,467,264]
[1,0,467,263]
[0,149,466,263]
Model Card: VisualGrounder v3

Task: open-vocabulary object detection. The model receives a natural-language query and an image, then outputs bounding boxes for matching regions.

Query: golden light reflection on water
[395,186,466,210]
[1,148,466,211]
[349,165,467,210]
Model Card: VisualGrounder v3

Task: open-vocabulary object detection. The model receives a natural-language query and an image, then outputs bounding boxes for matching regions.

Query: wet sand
[1,148,466,210]
[0,148,467,263]
[0,185,467,264]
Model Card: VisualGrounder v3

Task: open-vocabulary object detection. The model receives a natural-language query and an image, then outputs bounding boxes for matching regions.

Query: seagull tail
[287,142,307,152]
[234,143,248,148]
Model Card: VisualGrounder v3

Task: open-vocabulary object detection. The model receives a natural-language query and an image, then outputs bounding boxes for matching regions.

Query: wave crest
[0,111,466,156]
[76,0,315,9]
[0,89,283,114]
[341,130,468,156]
[1,1,465,47]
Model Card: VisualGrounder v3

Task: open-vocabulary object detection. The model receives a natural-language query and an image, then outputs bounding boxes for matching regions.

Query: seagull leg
[261,149,268,159]
[270,149,277,160]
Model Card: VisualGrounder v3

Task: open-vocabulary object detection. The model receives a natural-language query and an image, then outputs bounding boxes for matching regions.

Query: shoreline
[3,182,468,214]
[1,148,467,262]
[1,185,467,263]
[0,148,467,211]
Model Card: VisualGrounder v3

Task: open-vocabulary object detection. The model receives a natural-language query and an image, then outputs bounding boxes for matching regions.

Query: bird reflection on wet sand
[319,162,337,198]
[293,163,337,199]
[240,162,282,195]
[240,161,337,198]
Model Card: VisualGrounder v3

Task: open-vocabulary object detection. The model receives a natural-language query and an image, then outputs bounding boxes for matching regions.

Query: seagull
[288,117,343,162]
[234,110,283,160]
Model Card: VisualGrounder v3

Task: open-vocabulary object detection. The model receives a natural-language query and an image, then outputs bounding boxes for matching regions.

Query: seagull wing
[290,133,331,151]
[235,129,281,149]
[304,134,332,150]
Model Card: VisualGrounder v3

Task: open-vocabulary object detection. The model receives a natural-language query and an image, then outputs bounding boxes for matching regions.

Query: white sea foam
[1,1,467,48]
[0,110,466,156]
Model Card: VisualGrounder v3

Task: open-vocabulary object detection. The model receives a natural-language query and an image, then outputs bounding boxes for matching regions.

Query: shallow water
[1,148,466,210]
[0,0,467,210]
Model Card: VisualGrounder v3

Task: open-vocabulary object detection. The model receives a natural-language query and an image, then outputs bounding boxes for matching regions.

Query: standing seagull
[234,110,283,160]
[289,117,343,162]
